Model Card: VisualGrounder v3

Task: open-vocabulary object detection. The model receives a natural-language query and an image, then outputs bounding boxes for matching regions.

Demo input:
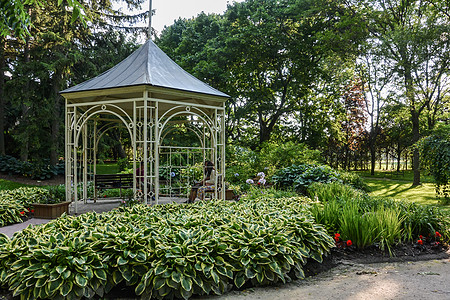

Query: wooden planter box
[32,201,71,219]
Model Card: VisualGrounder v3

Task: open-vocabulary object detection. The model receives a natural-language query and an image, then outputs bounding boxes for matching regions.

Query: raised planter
[32,201,71,219]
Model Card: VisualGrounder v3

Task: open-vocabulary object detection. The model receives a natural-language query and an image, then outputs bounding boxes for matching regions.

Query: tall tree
[4,0,144,163]
[361,0,450,185]
[0,0,87,39]
[358,49,394,175]
[224,0,365,146]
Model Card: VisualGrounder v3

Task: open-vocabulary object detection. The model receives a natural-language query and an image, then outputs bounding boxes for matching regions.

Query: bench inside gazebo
[60,39,229,214]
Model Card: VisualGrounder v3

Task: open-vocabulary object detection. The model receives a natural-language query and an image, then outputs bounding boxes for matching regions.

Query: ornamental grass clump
[307,182,449,252]
[0,198,334,300]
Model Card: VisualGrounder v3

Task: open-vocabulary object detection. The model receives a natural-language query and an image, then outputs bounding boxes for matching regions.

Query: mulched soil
[304,243,449,278]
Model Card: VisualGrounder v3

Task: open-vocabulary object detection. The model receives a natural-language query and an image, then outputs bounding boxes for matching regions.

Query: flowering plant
[334,233,352,249]
[415,231,443,249]
[245,171,267,187]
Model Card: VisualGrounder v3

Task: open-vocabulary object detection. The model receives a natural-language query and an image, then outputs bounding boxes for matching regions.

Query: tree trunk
[385,148,389,170]
[378,150,382,170]
[50,71,63,165]
[411,111,421,185]
[109,130,126,159]
[370,146,376,175]
[20,37,31,162]
[0,39,5,155]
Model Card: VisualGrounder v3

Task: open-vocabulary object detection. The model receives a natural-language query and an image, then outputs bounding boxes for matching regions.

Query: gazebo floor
[69,197,189,215]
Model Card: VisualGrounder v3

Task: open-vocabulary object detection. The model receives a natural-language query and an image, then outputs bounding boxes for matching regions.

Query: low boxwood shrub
[0,198,334,300]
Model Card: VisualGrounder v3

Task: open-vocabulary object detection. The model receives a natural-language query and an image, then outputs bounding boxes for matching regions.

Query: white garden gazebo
[61,40,229,213]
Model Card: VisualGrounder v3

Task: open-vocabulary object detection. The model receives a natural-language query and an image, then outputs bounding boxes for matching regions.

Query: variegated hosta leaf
[0,197,334,299]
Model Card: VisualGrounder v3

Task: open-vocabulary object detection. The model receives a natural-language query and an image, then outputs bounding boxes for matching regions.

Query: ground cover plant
[0,197,334,300]
[308,182,449,254]
[0,155,64,180]
[272,164,369,194]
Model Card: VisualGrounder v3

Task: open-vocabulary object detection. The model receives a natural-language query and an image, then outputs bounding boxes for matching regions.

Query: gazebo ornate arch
[61,40,229,214]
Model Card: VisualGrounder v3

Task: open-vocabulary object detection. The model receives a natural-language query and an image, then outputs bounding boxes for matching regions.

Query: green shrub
[272,164,340,194]
[308,181,361,203]
[46,185,66,204]
[418,134,450,204]
[117,158,130,172]
[0,198,334,299]
[339,171,370,192]
[241,186,299,201]
[225,142,322,186]
[0,155,64,179]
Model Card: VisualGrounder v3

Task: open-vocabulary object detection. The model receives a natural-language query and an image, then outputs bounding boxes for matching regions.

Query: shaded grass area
[0,179,35,190]
[355,170,434,183]
[364,178,449,212]
[95,163,120,174]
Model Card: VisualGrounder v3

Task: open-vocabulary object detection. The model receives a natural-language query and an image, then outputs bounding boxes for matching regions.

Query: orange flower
[435,231,441,238]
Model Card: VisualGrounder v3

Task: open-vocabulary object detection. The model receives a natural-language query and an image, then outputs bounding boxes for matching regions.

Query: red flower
[435,231,441,238]
[346,240,352,246]
[31,209,35,213]
[335,233,341,239]
[417,239,423,245]
[20,211,25,215]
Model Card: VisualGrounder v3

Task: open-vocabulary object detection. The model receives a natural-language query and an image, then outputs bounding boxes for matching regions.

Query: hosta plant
[0,197,334,299]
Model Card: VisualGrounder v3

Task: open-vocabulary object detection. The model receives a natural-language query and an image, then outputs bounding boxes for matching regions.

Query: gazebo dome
[61,39,229,98]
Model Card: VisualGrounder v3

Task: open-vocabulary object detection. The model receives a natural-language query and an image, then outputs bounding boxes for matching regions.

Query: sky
[121,0,243,36]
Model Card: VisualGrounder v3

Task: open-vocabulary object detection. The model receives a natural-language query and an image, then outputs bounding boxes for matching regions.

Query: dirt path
[203,255,450,300]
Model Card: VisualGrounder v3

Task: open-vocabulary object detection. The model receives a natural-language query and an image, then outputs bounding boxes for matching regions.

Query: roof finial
[148,0,153,40]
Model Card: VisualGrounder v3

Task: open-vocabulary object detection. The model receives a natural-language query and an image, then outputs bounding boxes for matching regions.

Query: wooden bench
[94,174,134,201]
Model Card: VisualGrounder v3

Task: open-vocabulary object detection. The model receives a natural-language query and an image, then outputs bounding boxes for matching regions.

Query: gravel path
[204,255,450,300]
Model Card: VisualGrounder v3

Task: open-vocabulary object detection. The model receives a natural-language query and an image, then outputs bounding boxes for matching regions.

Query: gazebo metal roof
[62,38,228,213]
[61,39,229,98]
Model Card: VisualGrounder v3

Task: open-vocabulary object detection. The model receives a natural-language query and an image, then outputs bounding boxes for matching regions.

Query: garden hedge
[0,197,334,299]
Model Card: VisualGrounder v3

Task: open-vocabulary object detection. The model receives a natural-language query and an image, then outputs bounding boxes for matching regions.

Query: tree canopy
[0,0,449,190]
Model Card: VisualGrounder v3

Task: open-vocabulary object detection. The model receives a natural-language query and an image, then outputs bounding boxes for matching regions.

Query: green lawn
[0,179,35,190]
[95,163,120,174]
[355,169,434,183]
[364,177,449,212]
